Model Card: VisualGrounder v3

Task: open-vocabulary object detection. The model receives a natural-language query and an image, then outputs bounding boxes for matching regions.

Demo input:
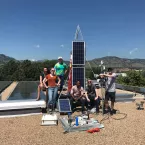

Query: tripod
[100,85,106,116]
[99,77,106,116]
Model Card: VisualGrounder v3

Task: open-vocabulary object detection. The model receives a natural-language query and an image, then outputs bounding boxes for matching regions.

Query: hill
[0,54,145,69]
[87,56,145,69]
[0,54,15,65]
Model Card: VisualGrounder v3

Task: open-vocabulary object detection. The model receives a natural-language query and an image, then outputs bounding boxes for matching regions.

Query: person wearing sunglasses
[86,80,95,108]
[86,80,101,114]
[43,68,60,109]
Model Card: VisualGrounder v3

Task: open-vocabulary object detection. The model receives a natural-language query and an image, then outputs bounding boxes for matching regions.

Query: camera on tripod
[96,74,107,88]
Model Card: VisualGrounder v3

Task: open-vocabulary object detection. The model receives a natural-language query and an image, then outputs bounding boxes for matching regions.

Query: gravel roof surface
[0,101,145,145]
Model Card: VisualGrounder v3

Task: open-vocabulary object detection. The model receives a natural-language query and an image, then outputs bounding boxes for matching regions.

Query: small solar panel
[72,67,85,89]
[72,41,85,65]
[58,99,72,113]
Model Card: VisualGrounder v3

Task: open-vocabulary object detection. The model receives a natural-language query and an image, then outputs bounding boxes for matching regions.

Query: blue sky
[0,0,145,60]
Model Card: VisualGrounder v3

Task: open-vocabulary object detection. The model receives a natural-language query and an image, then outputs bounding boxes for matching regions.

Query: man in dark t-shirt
[86,80,96,108]
[36,67,49,101]
[86,80,100,113]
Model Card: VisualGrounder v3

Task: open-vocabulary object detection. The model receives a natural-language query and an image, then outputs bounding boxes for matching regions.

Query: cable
[110,109,127,120]
[99,111,127,123]
[110,113,127,120]
[100,113,110,124]
[86,58,96,76]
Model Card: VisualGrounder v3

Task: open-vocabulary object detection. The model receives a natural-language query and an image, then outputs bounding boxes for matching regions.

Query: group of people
[70,67,117,115]
[36,56,68,107]
[36,56,117,115]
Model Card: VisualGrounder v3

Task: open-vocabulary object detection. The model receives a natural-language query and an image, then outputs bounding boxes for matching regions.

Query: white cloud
[129,48,138,55]
[34,44,40,48]
[60,44,64,48]
[30,59,37,62]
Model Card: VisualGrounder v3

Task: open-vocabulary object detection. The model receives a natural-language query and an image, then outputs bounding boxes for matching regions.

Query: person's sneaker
[104,109,109,114]
[48,108,52,112]
[42,108,47,113]
[90,108,96,113]
[96,111,99,115]
[55,108,58,112]
[110,110,113,116]
[111,109,117,114]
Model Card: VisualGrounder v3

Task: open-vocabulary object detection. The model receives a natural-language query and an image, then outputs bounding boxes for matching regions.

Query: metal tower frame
[74,25,84,41]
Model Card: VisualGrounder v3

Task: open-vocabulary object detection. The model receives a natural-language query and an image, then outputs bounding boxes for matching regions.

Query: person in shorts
[36,67,50,101]
[103,68,117,115]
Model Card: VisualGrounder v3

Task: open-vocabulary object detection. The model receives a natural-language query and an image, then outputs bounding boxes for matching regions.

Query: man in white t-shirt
[102,68,117,115]
[70,81,90,113]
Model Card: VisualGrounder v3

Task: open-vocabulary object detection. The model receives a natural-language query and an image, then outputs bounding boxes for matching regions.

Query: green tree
[117,70,145,87]
[127,71,142,86]
[11,68,26,81]
[0,60,20,80]
[85,67,101,79]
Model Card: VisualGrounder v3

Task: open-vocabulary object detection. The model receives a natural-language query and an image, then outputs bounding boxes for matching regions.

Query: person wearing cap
[54,57,68,92]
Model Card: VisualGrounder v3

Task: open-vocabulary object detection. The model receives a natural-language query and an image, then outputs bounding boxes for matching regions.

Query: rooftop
[0,101,145,145]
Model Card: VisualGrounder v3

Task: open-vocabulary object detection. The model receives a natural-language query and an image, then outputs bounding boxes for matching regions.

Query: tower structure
[72,25,86,89]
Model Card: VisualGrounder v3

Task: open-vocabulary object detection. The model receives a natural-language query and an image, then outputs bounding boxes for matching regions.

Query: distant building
[116,73,127,77]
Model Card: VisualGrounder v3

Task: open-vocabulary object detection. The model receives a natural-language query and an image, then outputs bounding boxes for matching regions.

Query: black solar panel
[72,41,85,65]
[58,99,72,112]
[72,67,85,88]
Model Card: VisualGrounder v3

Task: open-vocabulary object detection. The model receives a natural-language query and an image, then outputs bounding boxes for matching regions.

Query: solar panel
[58,99,72,113]
[72,67,85,89]
[8,82,46,100]
[72,41,85,65]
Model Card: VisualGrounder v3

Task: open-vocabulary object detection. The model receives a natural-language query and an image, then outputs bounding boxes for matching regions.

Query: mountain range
[87,56,145,69]
[0,54,15,65]
[0,54,145,69]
